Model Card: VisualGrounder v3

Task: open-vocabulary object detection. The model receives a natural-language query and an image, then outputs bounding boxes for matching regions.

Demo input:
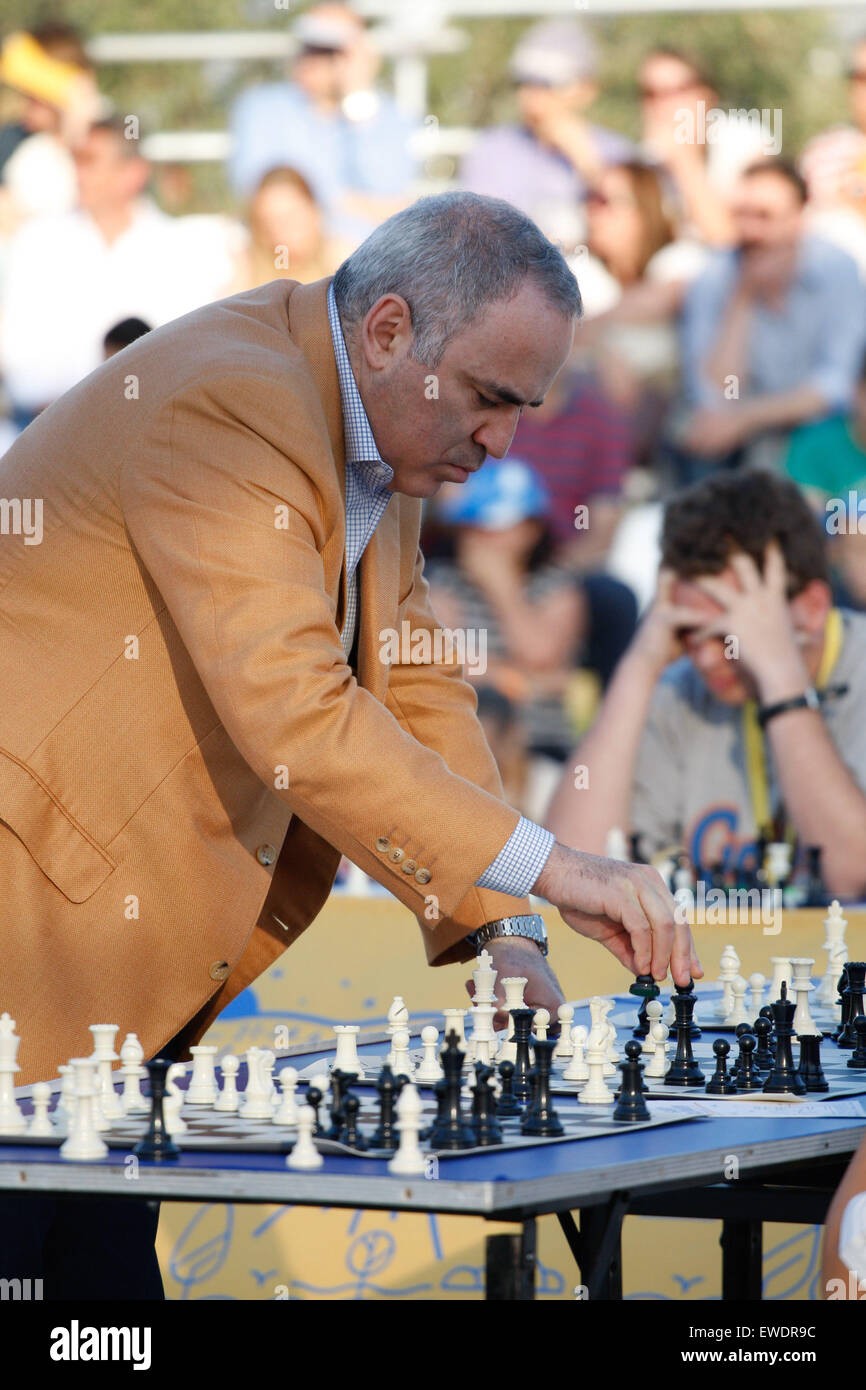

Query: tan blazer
[0,278,529,1083]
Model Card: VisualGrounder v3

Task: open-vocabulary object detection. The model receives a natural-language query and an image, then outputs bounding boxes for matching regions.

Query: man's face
[639,54,709,125]
[74,129,146,214]
[671,569,755,704]
[732,172,803,253]
[354,279,575,498]
[516,78,597,128]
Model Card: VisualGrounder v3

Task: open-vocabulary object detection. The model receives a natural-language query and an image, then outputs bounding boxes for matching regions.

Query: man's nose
[473,409,521,460]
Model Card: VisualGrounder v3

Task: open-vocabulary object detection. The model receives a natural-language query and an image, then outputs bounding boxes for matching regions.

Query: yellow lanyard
[742,606,844,837]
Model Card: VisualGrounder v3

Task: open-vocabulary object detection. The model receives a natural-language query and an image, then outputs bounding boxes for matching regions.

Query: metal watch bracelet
[466,914,549,958]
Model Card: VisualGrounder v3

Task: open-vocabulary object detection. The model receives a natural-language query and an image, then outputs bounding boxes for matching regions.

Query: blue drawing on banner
[252,1208,294,1239]
[250,1267,278,1286]
[340,979,352,988]
[289,1229,432,1299]
[363,998,377,1009]
[672,1274,705,1294]
[763,1226,821,1301]
[169,1204,234,1298]
[441,1265,483,1293]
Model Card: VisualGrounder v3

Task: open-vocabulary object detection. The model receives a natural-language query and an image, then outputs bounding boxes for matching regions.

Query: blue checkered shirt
[327,283,554,899]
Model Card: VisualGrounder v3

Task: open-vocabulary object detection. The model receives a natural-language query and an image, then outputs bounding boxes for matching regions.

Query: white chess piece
[240,1047,274,1119]
[644,1021,669,1079]
[790,958,817,1037]
[60,1058,108,1161]
[29,1081,55,1136]
[469,1003,497,1066]
[215,1054,240,1112]
[119,1034,148,1114]
[605,827,628,860]
[769,957,792,1005]
[578,1045,613,1104]
[286,1105,322,1169]
[497,978,527,1063]
[563,1026,589,1082]
[766,840,792,887]
[260,1049,278,1107]
[602,1019,618,1077]
[471,950,497,1005]
[533,1008,550,1042]
[273,1067,300,1126]
[387,996,410,1041]
[642,999,664,1055]
[717,945,741,1018]
[390,1029,414,1079]
[818,901,848,1007]
[415,1026,443,1083]
[0,1012,25,1133]
[89,1023,124,1121]
[186,1045,219,1105]
[747,973,766,1018]
[56,1063,75,1120]
[333,1025,364,1080]
[442,1009,467,1049]
[164,1063,188,1135]
[725,976,750,1027]
[553,1005,575,1060]
[388,1083,427,1175]
[586,997,609,1049]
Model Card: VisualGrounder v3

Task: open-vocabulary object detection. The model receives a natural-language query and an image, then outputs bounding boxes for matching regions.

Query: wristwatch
[466,913,549,958]
[757,682,848,728]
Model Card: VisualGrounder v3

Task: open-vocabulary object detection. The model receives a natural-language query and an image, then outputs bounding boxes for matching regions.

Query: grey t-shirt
[630,607,866,872]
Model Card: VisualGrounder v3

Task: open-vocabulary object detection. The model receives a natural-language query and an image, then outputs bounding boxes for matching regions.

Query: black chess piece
[325,1069,357,1140]
[847,1015,866,1070]
[753,1016,775,1072]
[834,962,851,1043]
[731,1023,754,1084]
[340,1092,367,1150]
[133,1058,180,1161]
[804,845,826,908]
[429,1033,474,1150]
[630,974,661,1039]
[496,1060,522,1116]
[370,1065,398,1149]
[798,1033,829,1092]
[759,1004,776,1051]
[763,983,807,1096]
[838,964,866,1049]
[510,1008,536,1104]
[305,1084,324,1135]
[521,1038,564,1136]
[734,1034,762,1092]
[613,1041,651,1122]
[470,1066,503,1146]
[678,978,701,1039]
[705,1038,737,1095]
[663,986,705,1086]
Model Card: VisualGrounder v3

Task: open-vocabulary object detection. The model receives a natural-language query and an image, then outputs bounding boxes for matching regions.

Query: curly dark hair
[661,469,828,596]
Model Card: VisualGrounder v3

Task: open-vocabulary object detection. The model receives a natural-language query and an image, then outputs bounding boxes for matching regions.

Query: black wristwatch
[757,682,849,728]
[465,913,549,958]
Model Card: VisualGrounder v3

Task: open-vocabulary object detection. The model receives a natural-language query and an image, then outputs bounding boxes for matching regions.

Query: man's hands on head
[465,937,565,1031]
[534,842,701,988]
[630,567,710,675]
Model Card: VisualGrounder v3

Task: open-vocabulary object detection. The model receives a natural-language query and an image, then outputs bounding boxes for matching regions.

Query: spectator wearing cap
[426,460,591,817]
[460,18,633,254]
[228,4,415,247]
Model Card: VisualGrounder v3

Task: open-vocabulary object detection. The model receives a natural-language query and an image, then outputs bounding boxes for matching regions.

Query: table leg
[485,1219,536,1300]
[721,1218,763,1301]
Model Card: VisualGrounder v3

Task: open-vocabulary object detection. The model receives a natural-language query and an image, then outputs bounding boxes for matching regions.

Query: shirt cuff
[475,817,555,898]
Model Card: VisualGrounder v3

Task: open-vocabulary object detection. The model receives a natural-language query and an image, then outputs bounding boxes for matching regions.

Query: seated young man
[547,469,866,895]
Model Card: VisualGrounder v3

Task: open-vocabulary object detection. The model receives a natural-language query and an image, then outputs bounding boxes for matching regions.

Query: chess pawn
[388,1084,427,1175]
[552,1004,575,1060]
[119,1033,149,1114]
[533,1008,550,1042]
[273,1067,300,1125]
[214,1054,240,1112]
[333,1025,365,1080]
[563,1025,589,1083]
[286,1105,323,1170]
[641,1000,664,1055]
[578,1045,614,1104]
[416,1026,444,1084]
[390,1029,414,1080]
[725,976,750,1027]
[29,1081,55,1136]
[747,974,766,1019]
[717,944,741,1018]
[643,1021,669,1080]
[164,1062,188,1135]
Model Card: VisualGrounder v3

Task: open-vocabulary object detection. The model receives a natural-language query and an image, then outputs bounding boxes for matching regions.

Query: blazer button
[402,859,417,874]
[414,867,431,884]
[375,836,390,853]
[256,844,277,866]
[389,847,405,863]
[209,961,230,982]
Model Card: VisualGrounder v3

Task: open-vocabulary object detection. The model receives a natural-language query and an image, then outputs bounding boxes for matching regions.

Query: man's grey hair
[332,192,582,367]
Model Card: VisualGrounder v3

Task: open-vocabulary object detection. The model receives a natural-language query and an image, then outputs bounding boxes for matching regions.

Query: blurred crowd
[3,5,866,838]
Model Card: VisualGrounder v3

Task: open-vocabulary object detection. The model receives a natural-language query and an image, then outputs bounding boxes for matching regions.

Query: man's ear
[360,294,413,372]
[789,578,833,638]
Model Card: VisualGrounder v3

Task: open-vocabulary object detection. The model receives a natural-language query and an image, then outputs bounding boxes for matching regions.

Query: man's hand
[680,406,747,458]
[630,567,713,675]
[534,842,701,987]
[688,542,811,702]
[465,937,565,1031]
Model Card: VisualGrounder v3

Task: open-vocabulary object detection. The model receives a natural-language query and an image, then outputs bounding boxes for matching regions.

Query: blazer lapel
[357,500,401,700]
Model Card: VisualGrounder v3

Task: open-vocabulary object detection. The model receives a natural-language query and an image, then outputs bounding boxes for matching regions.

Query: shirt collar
[327,281,394,489]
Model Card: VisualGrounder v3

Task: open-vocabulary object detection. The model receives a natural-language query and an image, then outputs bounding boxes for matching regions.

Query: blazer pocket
[0,748,116,903]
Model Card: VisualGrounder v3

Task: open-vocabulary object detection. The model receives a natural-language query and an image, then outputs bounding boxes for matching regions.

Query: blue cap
[436,459,550,530]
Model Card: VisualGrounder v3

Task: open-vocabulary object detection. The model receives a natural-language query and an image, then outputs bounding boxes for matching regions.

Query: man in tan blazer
[0,192,697,1296]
